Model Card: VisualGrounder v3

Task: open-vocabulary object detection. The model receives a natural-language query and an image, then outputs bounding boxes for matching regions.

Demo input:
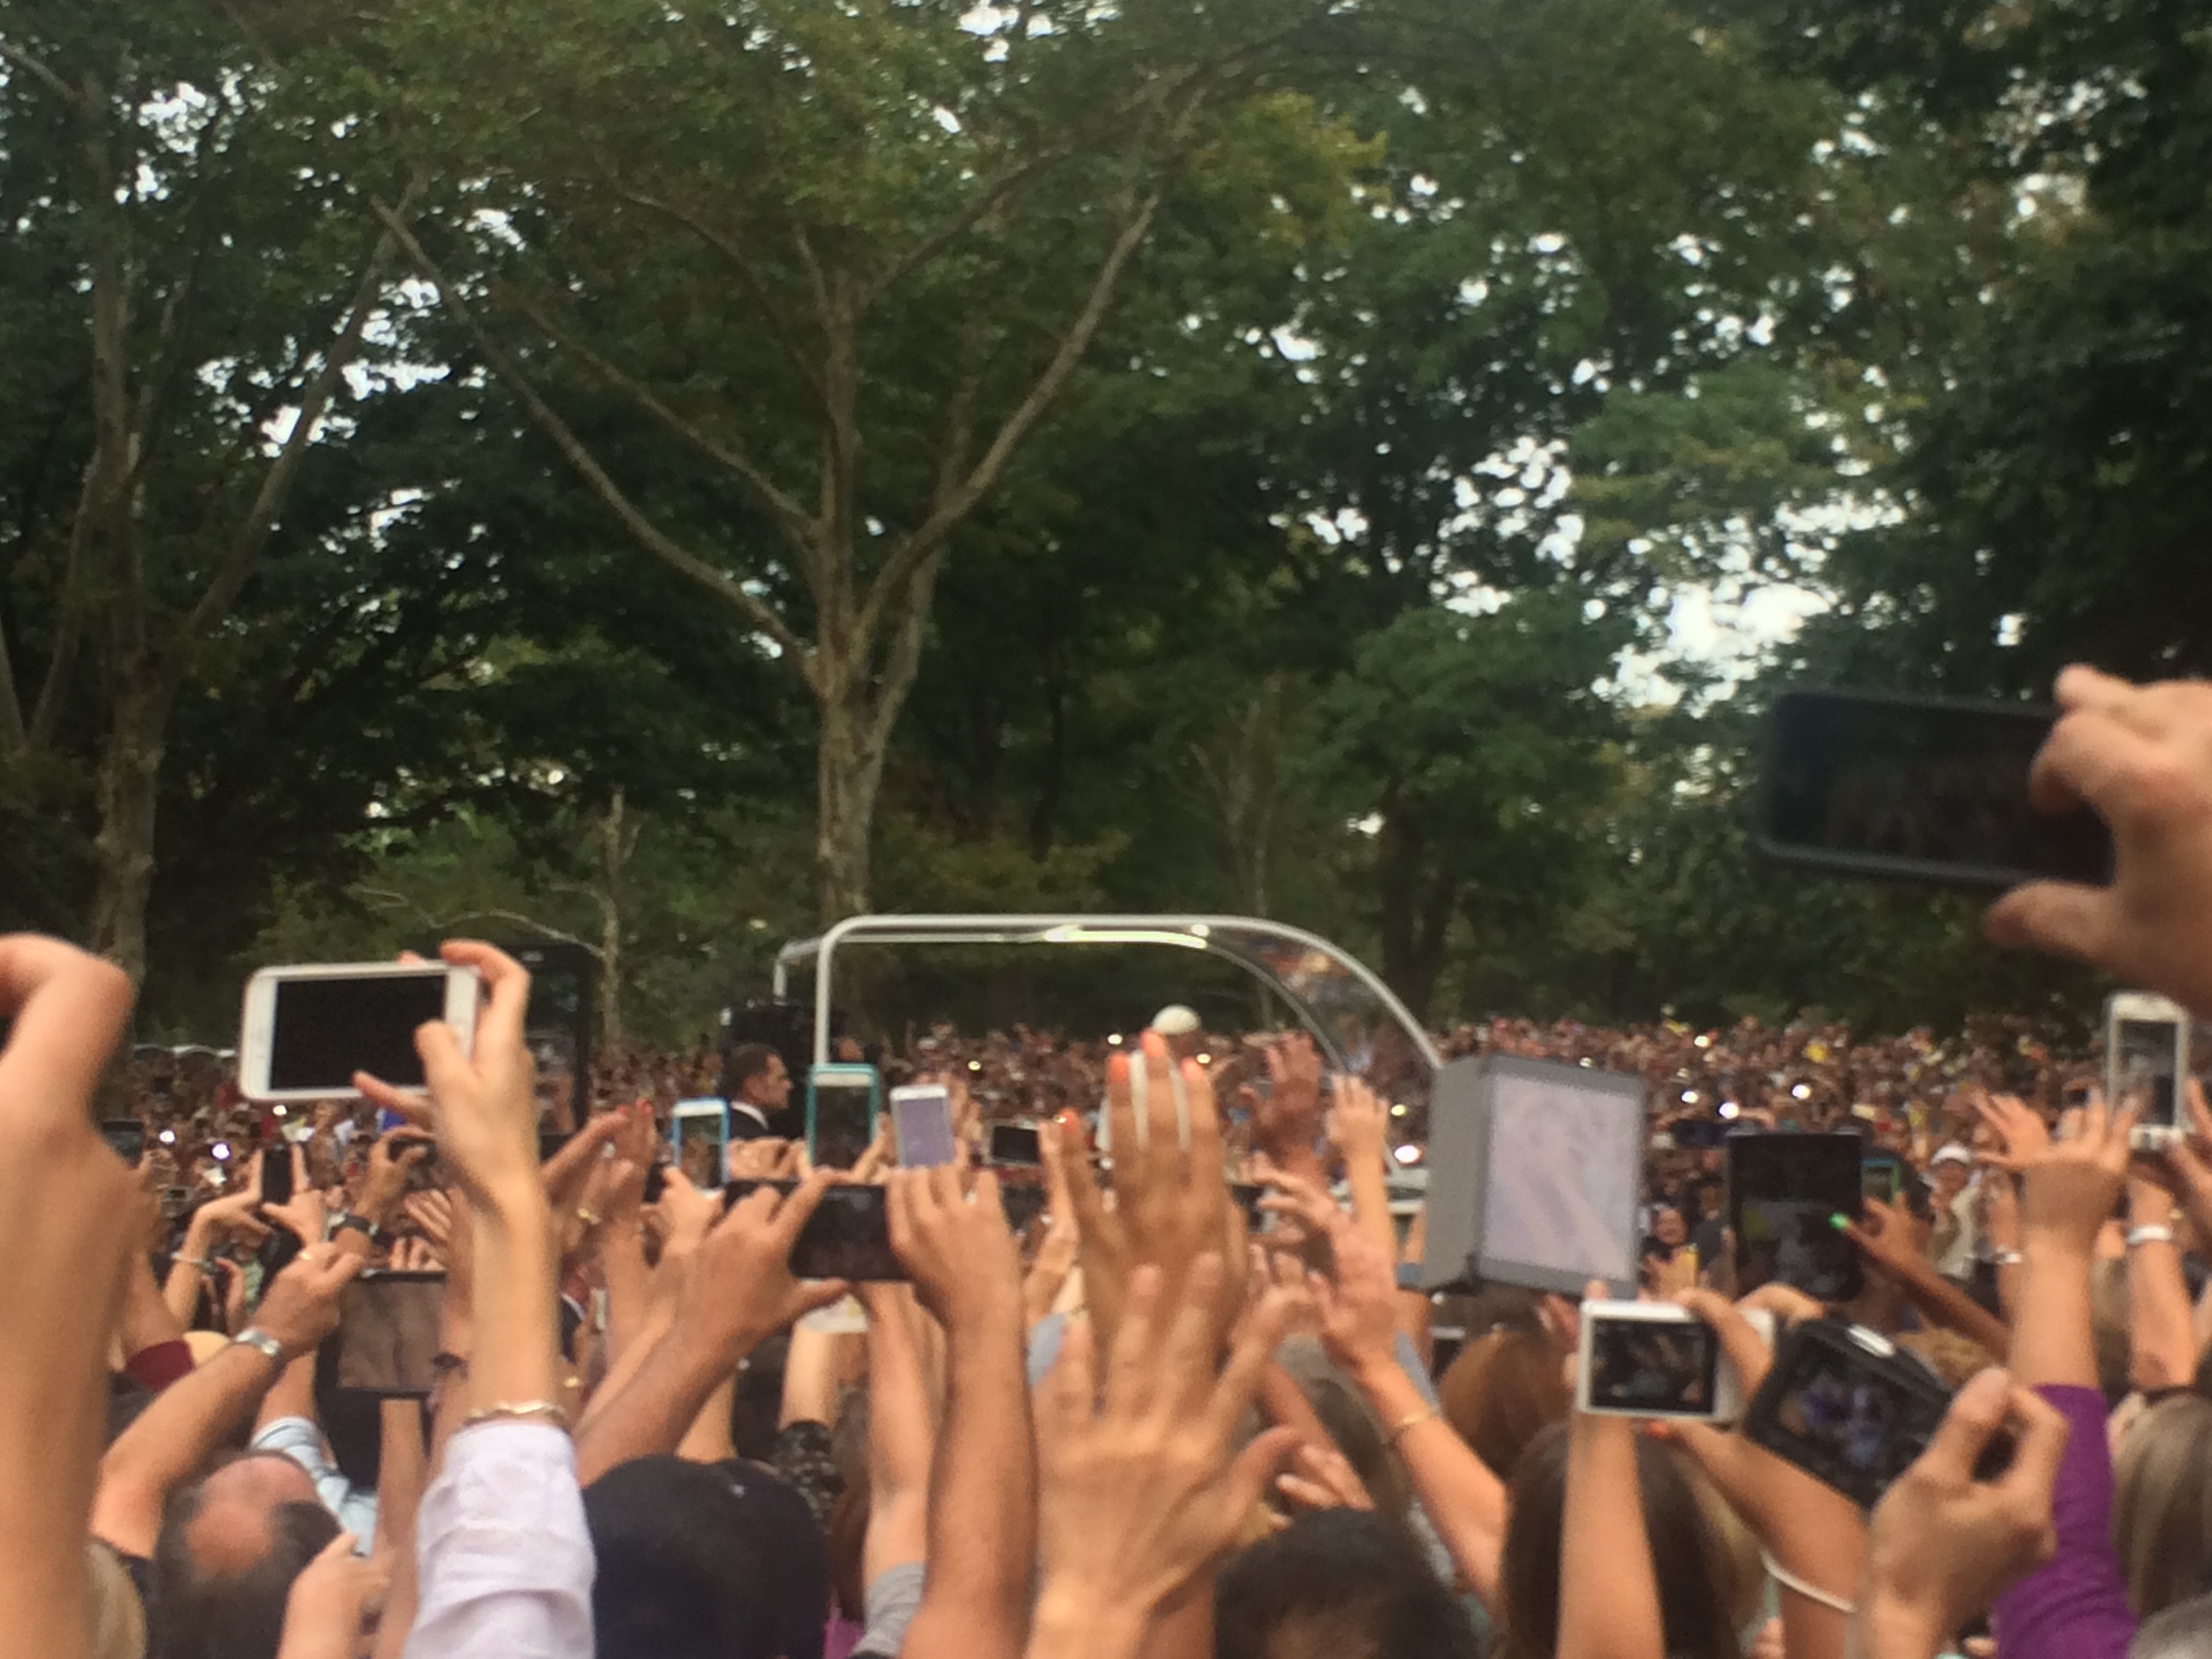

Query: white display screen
[1481,1069,1639,1284]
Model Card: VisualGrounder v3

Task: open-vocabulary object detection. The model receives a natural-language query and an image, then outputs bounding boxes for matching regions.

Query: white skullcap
[1151,1004,1202,1036]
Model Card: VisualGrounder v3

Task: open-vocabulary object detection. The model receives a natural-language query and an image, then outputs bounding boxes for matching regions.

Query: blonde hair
[2114,1395,2212,1618]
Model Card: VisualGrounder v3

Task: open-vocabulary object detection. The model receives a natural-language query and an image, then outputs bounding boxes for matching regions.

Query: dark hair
[1437,1328,1571,1480]
[1215,1509,1479,1659]
[151,1471,341,1659]
[586,1456,827,1659]
[721,1044,781,1101]
[1494,1424,1740,1659]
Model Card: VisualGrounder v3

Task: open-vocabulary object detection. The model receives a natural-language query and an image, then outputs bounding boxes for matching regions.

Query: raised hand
[275,1530,389,1659]
[1325,1073,1389,1174]
[676,1172,848,1358]
[1986,667,2212,1012]
[251,1242,363,1361]
[1307,1208,1401,1383]
[0,936,137,1659]
[1843,1195,1930,1283]
[886,1165,1022,1332]
[1853,1370,2067,1659]
[1971,1089,2050,1174]
[1274,1440,1375,1515]
[262,1145,330,1246]
[1059,1031,1245,1352]
[354,941,533,1206]
[2020,1096,2135,1258]
[1030,1258,1296,1659]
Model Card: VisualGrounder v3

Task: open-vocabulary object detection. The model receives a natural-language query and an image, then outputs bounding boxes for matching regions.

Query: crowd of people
[12,663,2212,1659]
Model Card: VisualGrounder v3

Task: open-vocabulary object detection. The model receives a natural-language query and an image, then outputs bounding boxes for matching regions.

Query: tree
[0,2,417,978]
[1309,593,1628,1018]
[357,0,1370,920]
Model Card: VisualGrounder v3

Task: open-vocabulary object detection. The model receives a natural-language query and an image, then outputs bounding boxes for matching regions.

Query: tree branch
[0,39,82,108]
[371,197,812,670]
[490,276,815,542]
[866,152,1059,304]
[604,186,826,413]
[855,189,1161,650]
[165,178,426,672]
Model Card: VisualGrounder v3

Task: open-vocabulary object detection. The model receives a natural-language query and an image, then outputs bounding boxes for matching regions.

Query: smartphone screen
[1744,1322,1951,1507]
[1755,689,2113,888]
[98,1120,144,1164]
[1729,1132,1865,1302]
[2113,1017,2184,1128]
[333,1271,447,1397]
[1861,1155,1903,1204]
[988,1123,1042,1167]
[262,1146,295,1207]
[891,1087,957,1168]
[267,972,450,1094]
[726,1179,904,1281]
[809,1071,877,1171]
[671,1102,729,1190]
[1585,1315,1719,1418]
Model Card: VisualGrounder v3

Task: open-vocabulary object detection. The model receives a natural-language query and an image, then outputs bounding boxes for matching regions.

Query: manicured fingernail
[1830,1212,1851,1231]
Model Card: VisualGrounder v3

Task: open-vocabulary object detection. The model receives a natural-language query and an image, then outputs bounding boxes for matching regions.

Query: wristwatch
[329,1210,376,1240]
[233,1327,286,1368]
[2126,1225,2177,1248]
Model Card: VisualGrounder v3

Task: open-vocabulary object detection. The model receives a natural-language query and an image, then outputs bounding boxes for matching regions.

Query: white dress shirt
[403,1421,595,1659]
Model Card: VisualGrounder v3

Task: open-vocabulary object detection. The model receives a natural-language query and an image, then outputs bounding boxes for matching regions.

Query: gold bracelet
[462,1399,569,1430]
[1386,1406,1441,1445]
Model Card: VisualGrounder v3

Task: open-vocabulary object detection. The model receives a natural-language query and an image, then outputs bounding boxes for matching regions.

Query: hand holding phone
[2105,990,2190,1152]
[695,1175,872,1349]
[889,1084,958,1168]
[1857,1370,2070,1637]
[1985,667,2212,1014]
[1576,1297,1771,1422]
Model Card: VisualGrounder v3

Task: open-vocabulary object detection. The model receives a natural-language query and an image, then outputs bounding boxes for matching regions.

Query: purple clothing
[1991,1385,2135,1659]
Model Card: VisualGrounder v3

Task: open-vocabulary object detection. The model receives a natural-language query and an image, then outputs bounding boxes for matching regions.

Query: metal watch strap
[234,1327,286,1367]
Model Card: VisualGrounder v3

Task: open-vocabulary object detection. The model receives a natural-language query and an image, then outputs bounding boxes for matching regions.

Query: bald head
[152,1453,338,1659]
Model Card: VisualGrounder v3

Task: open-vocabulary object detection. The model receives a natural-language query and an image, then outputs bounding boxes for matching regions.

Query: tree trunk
[594,790,628,1048]
[88,681,168,983]
[816,688,885,923]
[1376,801,1450,1023]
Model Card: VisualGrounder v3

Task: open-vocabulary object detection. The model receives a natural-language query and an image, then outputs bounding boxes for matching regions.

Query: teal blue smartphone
[806,1063,880,1170]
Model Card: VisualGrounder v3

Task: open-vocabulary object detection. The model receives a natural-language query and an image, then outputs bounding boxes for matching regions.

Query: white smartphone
[670,1099,730,1190]
[1576,1300,1770,1422]
[2107,990,2190,1152]
[239,963,478,1103]
[889,1083,958,1168]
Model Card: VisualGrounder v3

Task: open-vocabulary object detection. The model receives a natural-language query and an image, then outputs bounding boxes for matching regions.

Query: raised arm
[1313,1208,1509,1607]
[855,1283,934,1583]
[1326,1074,1397,1260]
[0,937,136,1659]
[358,941,589,1659]
[1559,1408,1665,1659]
[572,1172,845,1485]
[91,1244,356,1556]
[888,1165,1034,1659]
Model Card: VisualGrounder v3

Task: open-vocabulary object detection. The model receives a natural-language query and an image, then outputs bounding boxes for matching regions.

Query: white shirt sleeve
[402,1421,595,1659]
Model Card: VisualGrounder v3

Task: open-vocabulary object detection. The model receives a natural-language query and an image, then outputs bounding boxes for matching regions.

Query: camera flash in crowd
[1791,1082,1813,1100]
[1681,1089,1700,1104]
[211,1142,231,1162]
[158,1128,176,1145]
[1391,1143,1422,1165]
[1719,1101,1741,1120]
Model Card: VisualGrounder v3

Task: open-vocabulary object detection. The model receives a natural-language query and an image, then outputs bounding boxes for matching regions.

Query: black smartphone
[331,1270,447,1397]
[262,1145,295,1207]
[99,1120,144,1164]
[1752,688,2114,889]
[1227,1181,1267,1228]
[1728,1131,1865,1303]
[1743,1319,2007,1508]
[987,1122,1042,1168]
[725,1179,904,1281]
